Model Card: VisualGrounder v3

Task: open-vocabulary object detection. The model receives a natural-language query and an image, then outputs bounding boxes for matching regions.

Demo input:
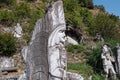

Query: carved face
[59,30,66,44]
[103,45,108,50]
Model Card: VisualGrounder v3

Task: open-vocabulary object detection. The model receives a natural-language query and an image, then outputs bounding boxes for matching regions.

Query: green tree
[109,14,119,22]
[63,0,83,28]
[80,8,93,27]
[94,5,105,12]
[78,0,94,9]
[89,14,116,39]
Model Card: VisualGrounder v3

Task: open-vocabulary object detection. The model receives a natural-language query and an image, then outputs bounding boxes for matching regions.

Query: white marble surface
[14,23,22,38]
[67,72,84,80]
[0,57,14,69]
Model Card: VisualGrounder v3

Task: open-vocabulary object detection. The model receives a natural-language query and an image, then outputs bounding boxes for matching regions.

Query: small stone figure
[14,23,22,38]
[93,33,104,42]
[101,44,116,80]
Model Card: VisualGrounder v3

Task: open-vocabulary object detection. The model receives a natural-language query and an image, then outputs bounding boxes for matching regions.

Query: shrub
[92,74,105,80]
[0,33,16,56]
[13,2,30,19]
[105,39,120,49]
[94,5,105,12]
[77,45,85,53]
[88,47,103,73]
[22,2,45,33]
[66,45,75,53]
[88,14,116,39]
[63,0,83,28]
[0,10,15,26]
[78,0,94,9]
[79,8,93,27]
[66,44,85,53]
[23,34,31,44]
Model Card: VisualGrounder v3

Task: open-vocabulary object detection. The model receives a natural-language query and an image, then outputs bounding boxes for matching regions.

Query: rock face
[67,72,84,80]
[0,57,15,70]
[66,36,79,45]
[18,72,26,80]
[23,0,67,80]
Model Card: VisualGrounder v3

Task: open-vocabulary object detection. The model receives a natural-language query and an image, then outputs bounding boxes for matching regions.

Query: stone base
[67,72,84,80]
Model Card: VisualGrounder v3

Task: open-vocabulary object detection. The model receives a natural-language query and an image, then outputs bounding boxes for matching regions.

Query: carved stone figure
[14,23,22,38]
[24,0,67,80]
[48,26,67,80]
[115,43,120,78]
[93,33,104,42]
[101,44,116,80]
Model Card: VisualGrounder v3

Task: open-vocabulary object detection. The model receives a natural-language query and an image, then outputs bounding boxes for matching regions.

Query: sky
[93,0,120,17]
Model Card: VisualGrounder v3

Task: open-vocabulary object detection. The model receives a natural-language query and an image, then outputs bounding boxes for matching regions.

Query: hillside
[0,0,120,80]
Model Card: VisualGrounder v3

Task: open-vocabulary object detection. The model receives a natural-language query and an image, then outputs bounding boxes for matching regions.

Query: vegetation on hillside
[0,32,16,56]
[63,0,120,40]
[0,0,120,79]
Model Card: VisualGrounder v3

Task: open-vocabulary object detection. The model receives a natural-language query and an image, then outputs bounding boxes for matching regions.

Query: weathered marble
[47,0,67,79]
[101,44,116,79]
[14,23,22,38]
[115,43,120,78]
[67,72,84,80]
[0,57,15,70]
[18,72,27,80]
[48,27,67,80]
[21,46,28,63]
[25,0,67,80]
[66,36,79,45]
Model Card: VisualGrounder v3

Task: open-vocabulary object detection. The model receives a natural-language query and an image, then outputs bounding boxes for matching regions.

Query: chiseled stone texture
[115,44,120,78]
[25,0,66,80]
[0,57,15,69]
[67,72,84,80]
[14,23,22,38]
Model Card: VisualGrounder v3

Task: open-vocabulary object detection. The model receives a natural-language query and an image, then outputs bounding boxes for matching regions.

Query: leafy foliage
[88,47,103,73]
[94,5,105,12]
[92,74,105,80]
[88,14,116,39]
[79,8,93,27]
[0,33,16,56]
[66,44,85,53]
[109,14,119,22]
[13,2,31,20]
[78,0,94,9]
[63,0,83,28]
[23,34,31,44]
[0,10,15,26]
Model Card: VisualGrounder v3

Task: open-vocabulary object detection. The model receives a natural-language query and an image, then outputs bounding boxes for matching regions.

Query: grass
[67,62,93,80]
[92,74,105,80]
[66,44,85,53]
